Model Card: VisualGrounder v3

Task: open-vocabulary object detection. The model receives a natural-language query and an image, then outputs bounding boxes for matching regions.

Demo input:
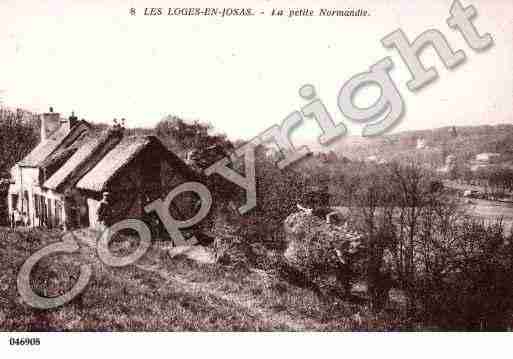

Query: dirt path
[135,262,320,331]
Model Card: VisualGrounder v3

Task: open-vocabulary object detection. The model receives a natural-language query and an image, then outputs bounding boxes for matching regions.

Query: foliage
[0,107,39,178]
[155,115,233,169]
[0,107,39,225]
[325,159,513,329]
[415,219,513,330]
[281,210,364,299]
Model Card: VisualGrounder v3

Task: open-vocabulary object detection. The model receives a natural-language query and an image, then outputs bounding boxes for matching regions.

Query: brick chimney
[40,107,60,142]
[60,110,78,134]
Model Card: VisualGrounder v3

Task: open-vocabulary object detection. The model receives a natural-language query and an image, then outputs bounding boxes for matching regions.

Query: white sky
[0,0,511,143]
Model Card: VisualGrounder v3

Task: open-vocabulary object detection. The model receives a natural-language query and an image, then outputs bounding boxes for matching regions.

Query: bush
[415,219,513,330]
[283,211,363,297]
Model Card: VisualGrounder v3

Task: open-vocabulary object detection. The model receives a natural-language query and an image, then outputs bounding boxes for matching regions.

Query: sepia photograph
[0,0,512,357]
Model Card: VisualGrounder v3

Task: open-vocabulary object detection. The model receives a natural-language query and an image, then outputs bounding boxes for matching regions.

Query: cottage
[8,107,197,231]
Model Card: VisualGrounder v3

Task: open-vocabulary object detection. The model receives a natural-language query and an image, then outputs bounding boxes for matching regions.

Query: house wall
[101,150,163,225]
[61,188,93,230]
[8,166,66,229]
[88,146,194,231]
[9,165,38,226]
[87,197,102,230]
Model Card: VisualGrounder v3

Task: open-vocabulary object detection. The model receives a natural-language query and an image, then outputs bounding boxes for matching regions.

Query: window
[23,191,30,219]
[40,196,45,218]
[47,198,52,228]
[11,194,19,211]
[34,195,40,217]
[41,197,47,227]
[55,201,62,226]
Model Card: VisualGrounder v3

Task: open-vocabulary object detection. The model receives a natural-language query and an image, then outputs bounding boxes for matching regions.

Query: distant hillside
[333,124,513,167]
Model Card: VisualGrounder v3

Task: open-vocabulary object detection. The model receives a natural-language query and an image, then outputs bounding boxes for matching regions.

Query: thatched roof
[16,119,199,195]
[18,126,69,167]
[76,136,152,192]
[38,131,90,171]
[43,136,103,190]
[18,121,89,167]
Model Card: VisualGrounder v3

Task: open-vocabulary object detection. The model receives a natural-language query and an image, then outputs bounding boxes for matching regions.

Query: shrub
[283,211,363,297]
[415,219,513,330]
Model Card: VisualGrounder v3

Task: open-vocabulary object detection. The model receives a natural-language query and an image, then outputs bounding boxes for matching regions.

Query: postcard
[0,0,512,357]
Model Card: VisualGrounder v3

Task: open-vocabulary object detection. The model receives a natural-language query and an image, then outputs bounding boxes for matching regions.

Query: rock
[168,245,216,264]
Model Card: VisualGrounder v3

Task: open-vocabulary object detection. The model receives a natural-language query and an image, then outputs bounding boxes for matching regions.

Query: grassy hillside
[0,228,409,331]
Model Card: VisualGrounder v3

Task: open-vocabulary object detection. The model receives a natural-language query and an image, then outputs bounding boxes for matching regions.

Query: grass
[0,227,408,331]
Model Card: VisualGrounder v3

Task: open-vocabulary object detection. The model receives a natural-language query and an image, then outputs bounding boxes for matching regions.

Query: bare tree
[388,161,435,314]
[0,107,38,177]
[351,164,396,310]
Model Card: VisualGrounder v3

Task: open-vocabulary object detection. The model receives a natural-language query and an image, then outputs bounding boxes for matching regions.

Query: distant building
[416,137,427,149]
[437,154,457,174]
[475,152,501,163]
[365,155,378,163]
[470,152,501,172]
[365,155,386,165]
[470,164,490,172]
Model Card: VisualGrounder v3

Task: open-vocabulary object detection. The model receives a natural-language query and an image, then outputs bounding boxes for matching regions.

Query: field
[463,199,513,233]
[337,193,513,234]
[0,227,408,331]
